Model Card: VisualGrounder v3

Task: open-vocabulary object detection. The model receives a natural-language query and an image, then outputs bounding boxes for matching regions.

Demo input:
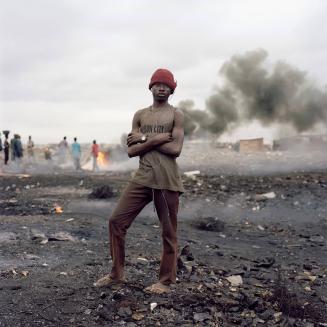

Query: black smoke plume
[205,87,239,135]
[178,100,209,136]
[179,49,327,137]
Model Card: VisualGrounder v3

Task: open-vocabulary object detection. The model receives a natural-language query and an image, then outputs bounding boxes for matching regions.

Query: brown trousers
[109,182,179,285]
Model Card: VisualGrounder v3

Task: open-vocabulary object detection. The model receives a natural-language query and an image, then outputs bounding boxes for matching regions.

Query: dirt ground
[1,156,327,326]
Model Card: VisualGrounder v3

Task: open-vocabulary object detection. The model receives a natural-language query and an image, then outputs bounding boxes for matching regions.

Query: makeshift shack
[239,138,264,153]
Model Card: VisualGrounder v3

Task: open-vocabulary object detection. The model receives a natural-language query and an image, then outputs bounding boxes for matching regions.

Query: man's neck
[152,99,169,109]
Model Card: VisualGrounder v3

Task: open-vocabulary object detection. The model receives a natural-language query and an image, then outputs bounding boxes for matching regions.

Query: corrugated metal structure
[239,138,264,153]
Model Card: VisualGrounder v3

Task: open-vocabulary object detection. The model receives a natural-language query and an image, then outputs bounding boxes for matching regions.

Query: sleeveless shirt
[131,104,184,193]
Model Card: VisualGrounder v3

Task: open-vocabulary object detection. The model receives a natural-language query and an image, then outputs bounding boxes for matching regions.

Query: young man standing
[95,68,184,294]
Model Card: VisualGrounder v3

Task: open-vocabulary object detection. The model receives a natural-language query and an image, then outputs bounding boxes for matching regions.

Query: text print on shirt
[140,123,171,134]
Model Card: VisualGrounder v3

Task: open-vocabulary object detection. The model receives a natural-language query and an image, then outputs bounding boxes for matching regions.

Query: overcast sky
[1,0,326,144]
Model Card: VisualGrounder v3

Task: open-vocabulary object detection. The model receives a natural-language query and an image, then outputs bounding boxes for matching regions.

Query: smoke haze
[179,49,327,138]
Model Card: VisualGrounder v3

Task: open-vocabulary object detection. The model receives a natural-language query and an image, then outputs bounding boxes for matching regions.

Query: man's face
[151,83,172,101]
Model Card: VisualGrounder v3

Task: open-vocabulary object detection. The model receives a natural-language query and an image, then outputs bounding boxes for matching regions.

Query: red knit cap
[149,68,177,92]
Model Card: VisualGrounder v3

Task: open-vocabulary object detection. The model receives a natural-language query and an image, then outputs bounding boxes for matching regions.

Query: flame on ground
[97,151,109,166]
[55,206,63,214]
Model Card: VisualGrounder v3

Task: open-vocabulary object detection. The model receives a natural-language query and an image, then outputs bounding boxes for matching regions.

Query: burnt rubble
[0,172,326,326]
[88,185,115,199]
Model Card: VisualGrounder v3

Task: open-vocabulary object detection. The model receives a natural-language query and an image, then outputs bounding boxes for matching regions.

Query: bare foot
[93,274,124,288]
[144,282,170,294]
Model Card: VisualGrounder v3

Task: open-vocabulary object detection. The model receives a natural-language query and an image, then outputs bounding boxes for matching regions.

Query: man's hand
[156,110,184,157]
[152,133,173,144]
[127,132,144,146]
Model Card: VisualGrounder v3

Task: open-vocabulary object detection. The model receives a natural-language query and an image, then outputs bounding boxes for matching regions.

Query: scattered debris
[30,229,48,244]
[193,217,225,232]
[193,312,212,322]
[30,230,77,243]
[88,185,114,199]
[184,170,201,180]
[1,170,327,326]
[132,313,144,321]
[254,257,275,268]
[226,275,243,287]
[180,244,191,256]
[84,309,92,315]
[255,191,276,201]
[257,224,265,231]
[309,235,325,244]
[48,232,77,242]
[150,303,157,311]
[0,232,17,243]
[271,273,326,321]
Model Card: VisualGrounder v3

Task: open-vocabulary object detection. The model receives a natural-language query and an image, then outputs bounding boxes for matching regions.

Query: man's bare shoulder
[170,105,184,117]
[134,106,150,118]
[173,108,184,122]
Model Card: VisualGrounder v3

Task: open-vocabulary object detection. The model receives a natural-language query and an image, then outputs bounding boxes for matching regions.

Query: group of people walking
[0,133,34,165]
[57,136,100,171]
[0,133,101,172]
[58,136,100,171]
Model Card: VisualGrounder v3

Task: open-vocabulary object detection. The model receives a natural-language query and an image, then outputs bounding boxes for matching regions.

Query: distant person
[27,135,35,163]
[91,140,100,172]
[94,68,184,294]
[2,131,10,165]
[71,137,81,170]
[10,136,16,161]
[58,136,68,164]
[44,147,52,160]
[14,134,23,163]
[4,138,9,165]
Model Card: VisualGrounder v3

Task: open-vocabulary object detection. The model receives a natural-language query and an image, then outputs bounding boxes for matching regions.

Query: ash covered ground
[1,143,327,326]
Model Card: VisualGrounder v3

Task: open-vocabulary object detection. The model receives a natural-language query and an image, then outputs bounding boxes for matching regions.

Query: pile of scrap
[273,134,327,151]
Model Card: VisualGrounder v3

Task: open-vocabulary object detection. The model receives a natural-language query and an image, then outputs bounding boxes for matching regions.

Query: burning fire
[97,151,109,166]
[55,206,63,214]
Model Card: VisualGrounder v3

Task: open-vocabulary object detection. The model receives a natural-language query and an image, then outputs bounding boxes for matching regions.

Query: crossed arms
[127,110,184,158]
